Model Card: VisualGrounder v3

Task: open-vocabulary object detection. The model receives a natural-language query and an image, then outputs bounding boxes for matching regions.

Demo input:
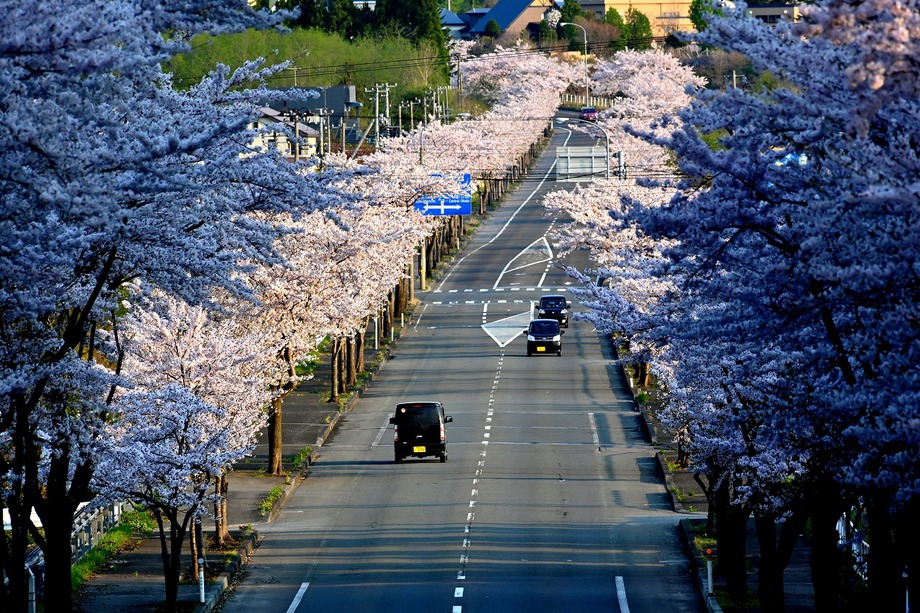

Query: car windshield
[541,297,565,308]
[582,107,595,114]
[530,321,559,335]
[395,405,439,425]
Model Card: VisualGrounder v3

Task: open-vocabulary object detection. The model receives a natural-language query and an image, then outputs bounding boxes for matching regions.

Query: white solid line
[616,576,630,613]
[285,581,310,613]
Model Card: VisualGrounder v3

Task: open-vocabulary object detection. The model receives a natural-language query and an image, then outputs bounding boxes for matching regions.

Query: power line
[174,34,674,85]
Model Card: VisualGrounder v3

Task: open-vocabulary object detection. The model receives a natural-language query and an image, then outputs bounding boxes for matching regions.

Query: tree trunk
[810,494,844,611]
[867,496,900,611]
[35,448,91,612]
[356,324,366,374]
[214,474,230,546]
[330,337,341,403]
[419,243,427,291]
[267,396,284,475]
[755,513,794,612]
[714,478,750,601]
[1,499,30,612]
[346,335,357,387]
[188,516,201,577]
[39,503,79,612]
[155,507,191,611]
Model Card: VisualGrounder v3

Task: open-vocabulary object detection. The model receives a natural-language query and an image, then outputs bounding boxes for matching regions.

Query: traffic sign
[414,174,473,216]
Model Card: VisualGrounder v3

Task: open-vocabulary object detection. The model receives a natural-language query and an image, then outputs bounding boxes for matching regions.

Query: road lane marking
[616,576,630,613]
[589,413,600,447]
[285,582,310,613]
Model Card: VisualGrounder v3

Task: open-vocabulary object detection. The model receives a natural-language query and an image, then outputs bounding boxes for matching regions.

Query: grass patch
[71,508,156,591]
[258,486,285,517]
[289,445,313,468]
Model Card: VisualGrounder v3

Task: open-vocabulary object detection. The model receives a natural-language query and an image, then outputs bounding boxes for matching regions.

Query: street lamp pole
[561,22,589,107]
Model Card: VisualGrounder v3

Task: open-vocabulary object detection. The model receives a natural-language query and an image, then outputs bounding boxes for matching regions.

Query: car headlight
[538,309,546,315]
[527,335,536,341]
[553,335,561,342]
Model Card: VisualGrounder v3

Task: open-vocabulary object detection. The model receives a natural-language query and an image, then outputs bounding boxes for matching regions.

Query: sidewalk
[73,470,309,612]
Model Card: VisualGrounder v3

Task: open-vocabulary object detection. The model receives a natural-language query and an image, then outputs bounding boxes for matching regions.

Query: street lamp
[560,22,589,107]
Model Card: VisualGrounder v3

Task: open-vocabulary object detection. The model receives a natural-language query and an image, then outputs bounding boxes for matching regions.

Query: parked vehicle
[525,319,564,356]
[534,295,571,327]
[579,106,598,121]
[389,401,452,463]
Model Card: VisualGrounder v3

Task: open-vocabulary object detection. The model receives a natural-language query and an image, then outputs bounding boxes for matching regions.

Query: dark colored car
[389,401,452,463]
[525,319,564,356]
[579,106,598,121]
[535,295,571,327]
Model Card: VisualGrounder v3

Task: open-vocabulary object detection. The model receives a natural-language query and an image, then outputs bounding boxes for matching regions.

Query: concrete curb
[679,520,723,613]
[193,529,261,613]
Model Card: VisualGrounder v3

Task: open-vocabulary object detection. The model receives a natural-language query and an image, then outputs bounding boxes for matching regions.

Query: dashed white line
[616,576,631,613]
[285,582,310,613]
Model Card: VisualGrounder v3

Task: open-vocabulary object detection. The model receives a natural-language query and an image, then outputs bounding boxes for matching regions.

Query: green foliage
[560,0,583,23]
[484,19,502,39]
[689,0,724,33]
[537,21,558,47]
[605,7,625,29]
[289,446,314,467]
[258,486,285,517]
[165,29,447,96]
[622,7,653,50]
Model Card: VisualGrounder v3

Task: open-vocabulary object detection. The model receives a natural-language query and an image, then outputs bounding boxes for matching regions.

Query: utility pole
[365,83,397,148]
[382,82,397,132]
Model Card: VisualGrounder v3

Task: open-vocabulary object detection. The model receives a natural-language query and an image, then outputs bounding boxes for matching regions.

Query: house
[468,0,557,37]
[746,2,799,23]
[576,0,693,35]
[255,107,320,160]
[440,8,468,39]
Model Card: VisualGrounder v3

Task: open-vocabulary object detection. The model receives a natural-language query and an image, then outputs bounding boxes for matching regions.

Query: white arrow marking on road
[481,310,533,348]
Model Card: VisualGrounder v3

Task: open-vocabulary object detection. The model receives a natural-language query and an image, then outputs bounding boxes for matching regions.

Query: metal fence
[72,501,125,564]
[560,93,614,110]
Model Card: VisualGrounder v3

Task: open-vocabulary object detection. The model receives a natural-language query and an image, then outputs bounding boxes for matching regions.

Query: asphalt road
[218,113,703,613]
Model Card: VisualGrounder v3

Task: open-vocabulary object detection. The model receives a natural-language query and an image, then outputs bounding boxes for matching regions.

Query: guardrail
[560,93,613,110]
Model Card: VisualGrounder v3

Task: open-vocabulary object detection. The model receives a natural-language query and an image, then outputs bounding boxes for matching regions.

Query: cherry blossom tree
[554,3,920,607]
[0,1,356,609]
[113,294,273,544]
[95,386,241,609]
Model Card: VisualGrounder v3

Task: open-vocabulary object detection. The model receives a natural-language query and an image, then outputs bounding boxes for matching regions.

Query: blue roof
[440,8,466,27]
[470,0,546,34]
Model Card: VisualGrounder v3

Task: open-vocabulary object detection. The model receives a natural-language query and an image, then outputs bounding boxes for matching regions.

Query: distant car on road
[579,106,598,121]
[525,319,564,356]
[534,295,571,327]
[389,401,452,463]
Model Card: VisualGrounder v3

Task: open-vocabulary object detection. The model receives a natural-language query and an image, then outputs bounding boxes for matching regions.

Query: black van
[525,319,564,356]
[389,401,452,463]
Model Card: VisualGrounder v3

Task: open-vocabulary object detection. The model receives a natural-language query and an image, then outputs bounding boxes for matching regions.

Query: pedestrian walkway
[74,470,289,612]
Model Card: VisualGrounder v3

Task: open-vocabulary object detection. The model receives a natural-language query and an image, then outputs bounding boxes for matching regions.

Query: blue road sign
[414,174,473,215]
